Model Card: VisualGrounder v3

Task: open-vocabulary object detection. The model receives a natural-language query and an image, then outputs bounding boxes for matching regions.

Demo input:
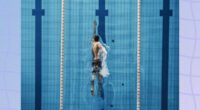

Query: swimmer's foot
[91,81,95,96]
[91,89,94,96]
[98,90,104,99]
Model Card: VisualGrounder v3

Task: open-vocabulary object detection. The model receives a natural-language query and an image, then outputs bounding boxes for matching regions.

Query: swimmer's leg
[98,74,104,98]
[91,66,97,96]
[91,80,95,96]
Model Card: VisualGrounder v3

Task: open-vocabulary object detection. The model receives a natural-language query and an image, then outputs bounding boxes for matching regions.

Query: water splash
[99,43,110,77]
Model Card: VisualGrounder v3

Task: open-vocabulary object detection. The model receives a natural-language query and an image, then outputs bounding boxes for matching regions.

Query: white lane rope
[137,0,141,110]
[60,0,65,110]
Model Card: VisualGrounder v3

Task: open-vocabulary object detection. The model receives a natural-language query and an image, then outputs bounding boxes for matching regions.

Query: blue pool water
[21,0,179,110]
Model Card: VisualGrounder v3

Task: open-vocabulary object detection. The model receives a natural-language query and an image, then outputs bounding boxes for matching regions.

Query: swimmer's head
[93,35,99,42]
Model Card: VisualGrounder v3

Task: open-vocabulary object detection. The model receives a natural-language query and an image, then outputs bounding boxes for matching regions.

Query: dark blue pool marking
[160,0,172,109]
[32,0,45,110]
[96,0,108,43]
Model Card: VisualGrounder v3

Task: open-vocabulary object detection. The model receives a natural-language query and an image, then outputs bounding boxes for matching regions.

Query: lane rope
[60,0,65,110]
[137,0,141,110]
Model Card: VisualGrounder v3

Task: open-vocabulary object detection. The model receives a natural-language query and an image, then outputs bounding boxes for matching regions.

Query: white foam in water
[98,43,110,77]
